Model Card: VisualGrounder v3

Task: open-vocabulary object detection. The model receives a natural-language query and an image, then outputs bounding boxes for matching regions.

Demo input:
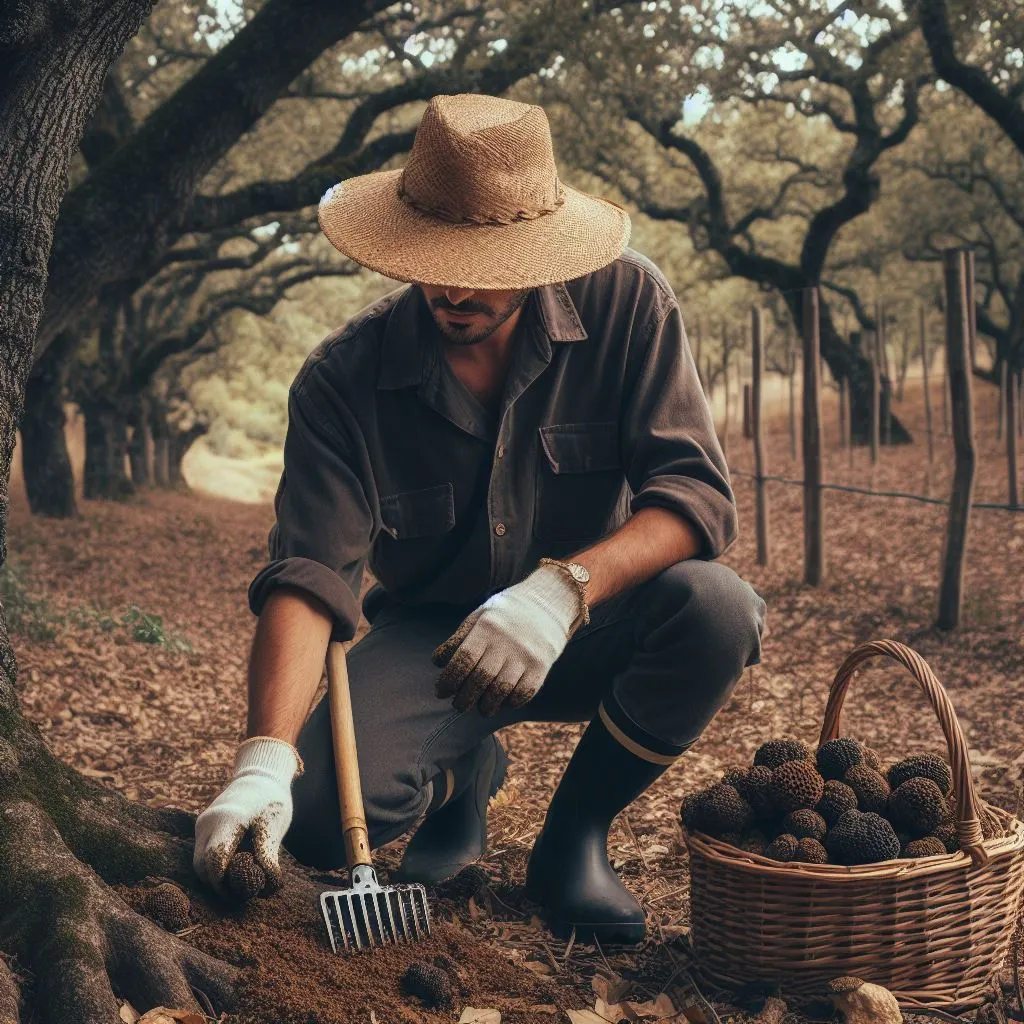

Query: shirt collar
[376,282,587,390]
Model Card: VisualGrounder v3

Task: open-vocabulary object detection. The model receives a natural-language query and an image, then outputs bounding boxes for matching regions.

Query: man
[194,93,766,945]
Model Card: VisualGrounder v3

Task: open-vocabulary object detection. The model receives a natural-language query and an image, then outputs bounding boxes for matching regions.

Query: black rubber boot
[524,712,678,946]
[391,734,508,885]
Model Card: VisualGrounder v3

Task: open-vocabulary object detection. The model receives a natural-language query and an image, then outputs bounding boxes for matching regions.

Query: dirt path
[5,379,1022,1022]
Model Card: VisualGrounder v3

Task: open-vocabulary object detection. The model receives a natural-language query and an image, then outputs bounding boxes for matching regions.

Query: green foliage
[0,560,60,641]
[0,560,191,651]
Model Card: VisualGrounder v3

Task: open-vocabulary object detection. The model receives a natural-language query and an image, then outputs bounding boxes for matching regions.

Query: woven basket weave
[687,639,1024,1013]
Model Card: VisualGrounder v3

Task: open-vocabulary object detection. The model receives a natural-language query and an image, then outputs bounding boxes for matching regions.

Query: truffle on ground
[825,809,900,865]
[886,753,952,795]
[770,760,825,813]
[754,738,811,770]
[816,738,863,781]
[765,834,799,862]
[226,850,266,902]
[888,777,947,836]
[844,764,890,813]
[435,864,489,902]
[793,838,829,864]
[401,962,454,1009]
[816,780,858,826]
[782,809,827,842]
[902,837,947,858]
[145,882,191,931]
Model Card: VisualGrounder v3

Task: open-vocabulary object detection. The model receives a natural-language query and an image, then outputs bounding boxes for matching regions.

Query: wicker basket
[687,639,1024,1013]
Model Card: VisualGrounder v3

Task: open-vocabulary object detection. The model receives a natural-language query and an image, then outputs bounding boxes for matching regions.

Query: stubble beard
[430,289,531,346]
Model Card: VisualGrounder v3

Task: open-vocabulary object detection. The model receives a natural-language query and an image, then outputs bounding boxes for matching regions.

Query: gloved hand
[432,563,583,716]
[193,736,303,894]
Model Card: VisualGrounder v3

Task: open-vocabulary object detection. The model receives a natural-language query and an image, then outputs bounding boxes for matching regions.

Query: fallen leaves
[458,1009,501,1024]
[119,1006,205,1024]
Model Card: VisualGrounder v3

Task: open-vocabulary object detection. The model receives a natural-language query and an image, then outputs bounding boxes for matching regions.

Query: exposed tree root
[0,800,237,1021]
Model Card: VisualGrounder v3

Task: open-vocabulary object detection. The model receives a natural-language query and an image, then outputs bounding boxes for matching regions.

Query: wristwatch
[538,557,591,636]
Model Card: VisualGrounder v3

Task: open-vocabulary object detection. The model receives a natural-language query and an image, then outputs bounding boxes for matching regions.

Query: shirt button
[494,522,507,537]
[496,444,505,459]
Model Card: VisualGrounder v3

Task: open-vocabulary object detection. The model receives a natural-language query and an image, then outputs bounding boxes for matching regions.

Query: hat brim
[318,169,630,290]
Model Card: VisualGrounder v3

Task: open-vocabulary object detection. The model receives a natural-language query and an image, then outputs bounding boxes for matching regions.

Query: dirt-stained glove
[193,736,303,894]
[432,563,583,716]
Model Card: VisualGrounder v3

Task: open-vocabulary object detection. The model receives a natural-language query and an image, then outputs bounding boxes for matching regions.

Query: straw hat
[318,93,630,290]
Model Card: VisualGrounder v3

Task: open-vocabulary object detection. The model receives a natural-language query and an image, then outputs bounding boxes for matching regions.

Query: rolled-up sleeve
[247,367,375,641]
[622,302,737,557]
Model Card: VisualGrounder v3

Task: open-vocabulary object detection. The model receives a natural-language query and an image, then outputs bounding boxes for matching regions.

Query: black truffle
[816,738,863,781]
[888,777,948,836]
[226,850,266,902]
[682,783,753,837]
[825,809,900,865]
[887,754,952,796]
[145,882,191,931]
[782,809,827,842]
[770,760,825,813]
[401,962,454,1008]
[793,837,829,864]
[765,834,799,862]
[902,837,947,858]
[816,779,858,826]
[844,764,890,813]
[754,738,811,770]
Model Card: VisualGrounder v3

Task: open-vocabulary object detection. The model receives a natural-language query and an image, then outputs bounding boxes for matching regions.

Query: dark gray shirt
[248,248,736,640]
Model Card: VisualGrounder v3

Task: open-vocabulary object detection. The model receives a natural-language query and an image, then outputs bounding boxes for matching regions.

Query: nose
[444,288,476,306]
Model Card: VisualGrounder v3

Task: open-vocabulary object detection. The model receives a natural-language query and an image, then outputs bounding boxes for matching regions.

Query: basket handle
[818,639,988,866]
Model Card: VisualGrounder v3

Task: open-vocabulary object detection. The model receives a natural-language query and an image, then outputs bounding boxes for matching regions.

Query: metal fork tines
[320,864,431,954]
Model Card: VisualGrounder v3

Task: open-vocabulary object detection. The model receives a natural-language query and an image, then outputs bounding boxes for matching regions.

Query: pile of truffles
[681,738,978,866]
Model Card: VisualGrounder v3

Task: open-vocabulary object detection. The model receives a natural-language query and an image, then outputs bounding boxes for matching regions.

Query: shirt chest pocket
[533,422,626,543]
[379,482,455,540]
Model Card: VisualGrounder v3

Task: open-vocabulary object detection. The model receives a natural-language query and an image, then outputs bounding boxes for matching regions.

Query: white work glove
[433,563,584,716]
[193,736,303,894]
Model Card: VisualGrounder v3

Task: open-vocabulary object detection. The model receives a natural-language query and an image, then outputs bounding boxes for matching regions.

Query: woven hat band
[397,93,567,227]
[396,172,566,226]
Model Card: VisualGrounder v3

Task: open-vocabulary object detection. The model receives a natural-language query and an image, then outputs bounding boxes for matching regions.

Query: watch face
[569,563,590,583]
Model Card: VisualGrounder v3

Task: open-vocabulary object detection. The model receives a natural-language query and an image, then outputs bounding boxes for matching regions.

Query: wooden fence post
[802,288,824,586]
[998,361,1007,444]
[868,329,880,467]
[721,329,731,457]
[877,298,892,447]
[965,247,977,372]
[742,383,753,439]
[787,331,797,460]
[920,304,934,466]
[752,308,770,565]
[937,249,976,632]
[1009,364,1020,510]
[839,376,848,451]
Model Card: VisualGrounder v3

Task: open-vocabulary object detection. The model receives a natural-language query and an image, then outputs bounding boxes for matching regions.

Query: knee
[642,560,766,668]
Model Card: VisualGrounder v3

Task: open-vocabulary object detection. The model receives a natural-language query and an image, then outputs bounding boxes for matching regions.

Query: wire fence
[729,467,1024,513]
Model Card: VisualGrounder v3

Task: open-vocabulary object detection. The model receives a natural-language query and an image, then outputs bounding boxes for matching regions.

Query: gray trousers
[284,559,766,869]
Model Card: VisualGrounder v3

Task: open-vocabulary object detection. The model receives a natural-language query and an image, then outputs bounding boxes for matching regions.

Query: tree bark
[127,396,150,486]
[0,5,240,1012]
[167,423,208,488]
[20,332,77,518]
[81,400,133,501]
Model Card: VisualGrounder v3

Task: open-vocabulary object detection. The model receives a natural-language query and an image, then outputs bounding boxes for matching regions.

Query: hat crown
[399,94,565,226]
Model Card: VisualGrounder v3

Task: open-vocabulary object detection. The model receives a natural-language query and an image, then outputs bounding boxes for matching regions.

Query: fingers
[251,805,289,892]
[193,814,245,895]
[477,668,522,717]
[434,611,484,697]
[452,649,508,713]
[502,671,541,712]
[432,609,481,670]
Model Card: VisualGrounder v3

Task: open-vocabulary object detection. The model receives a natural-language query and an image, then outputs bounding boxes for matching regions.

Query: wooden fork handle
[326,640,372,869]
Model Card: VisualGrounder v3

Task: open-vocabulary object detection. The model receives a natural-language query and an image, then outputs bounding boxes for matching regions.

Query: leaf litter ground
[7,380,1023,1023]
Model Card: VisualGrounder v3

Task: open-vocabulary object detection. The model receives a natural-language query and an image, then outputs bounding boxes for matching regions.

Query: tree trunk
[20,332,77,518]
[0,6,243,1009]
[781,290,910,446]
[82,400,134,500]
[167,423,208,488]
[127,396,151,485]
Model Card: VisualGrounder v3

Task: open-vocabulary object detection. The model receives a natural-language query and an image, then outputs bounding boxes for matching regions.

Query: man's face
[419,284,530,346]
